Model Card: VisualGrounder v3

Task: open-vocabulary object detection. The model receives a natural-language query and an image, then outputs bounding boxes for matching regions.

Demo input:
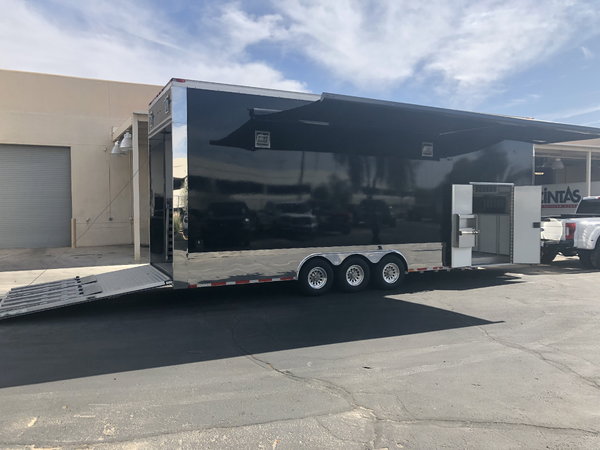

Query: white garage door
[0,144,72,248]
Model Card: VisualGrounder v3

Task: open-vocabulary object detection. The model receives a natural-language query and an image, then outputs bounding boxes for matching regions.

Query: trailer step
[0,265,171,320]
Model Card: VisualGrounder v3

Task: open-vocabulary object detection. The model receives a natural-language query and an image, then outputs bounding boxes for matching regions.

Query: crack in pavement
[475,325,600,391]
[228,311,600,445]
[431,295,600,393]
[394,393,416,421]
[228,314,362,409]
[4,413,597,449]
[392,417,600,436]
[229,315,388,448]
[542,341,600,373]
[314,416,373,447]
[229,321,599,448]
[0,410,361,448]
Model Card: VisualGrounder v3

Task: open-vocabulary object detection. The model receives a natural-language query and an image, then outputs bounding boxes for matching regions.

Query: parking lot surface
[0,256,599,449]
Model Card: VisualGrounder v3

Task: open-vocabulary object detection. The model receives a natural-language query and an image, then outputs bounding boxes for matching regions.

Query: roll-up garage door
[0,144,72,248]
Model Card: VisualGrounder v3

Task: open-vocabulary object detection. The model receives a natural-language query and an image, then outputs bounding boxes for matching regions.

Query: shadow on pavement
[0,269,515,389]
[491,255,600,277]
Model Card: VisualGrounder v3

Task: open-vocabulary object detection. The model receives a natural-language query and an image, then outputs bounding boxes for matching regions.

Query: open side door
[451,184,477,267]
[0,265,172,320]
[512,185,542,264]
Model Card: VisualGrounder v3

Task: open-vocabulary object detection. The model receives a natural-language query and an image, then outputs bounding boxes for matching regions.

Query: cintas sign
[542,185,582,205]
[541,182,585,216]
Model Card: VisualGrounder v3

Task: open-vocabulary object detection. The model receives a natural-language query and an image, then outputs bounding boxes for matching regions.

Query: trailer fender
[296,250,408,277]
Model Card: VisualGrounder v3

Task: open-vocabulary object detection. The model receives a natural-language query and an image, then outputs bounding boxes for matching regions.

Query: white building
[535,140,600,216]
[0,69,160,259]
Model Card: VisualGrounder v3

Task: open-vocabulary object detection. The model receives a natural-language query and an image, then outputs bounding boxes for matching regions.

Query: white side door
[451,184,475,267]
[512,186,542,264]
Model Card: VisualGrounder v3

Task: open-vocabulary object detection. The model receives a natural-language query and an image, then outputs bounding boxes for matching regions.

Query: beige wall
[0,69,161,247]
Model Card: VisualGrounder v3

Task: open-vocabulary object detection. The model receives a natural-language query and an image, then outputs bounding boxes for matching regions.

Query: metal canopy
[211,93,600,159]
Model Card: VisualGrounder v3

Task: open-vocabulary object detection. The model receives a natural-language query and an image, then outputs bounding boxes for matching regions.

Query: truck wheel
[540,248,558,264]
[592,246,600,269]
[336,256,370,292]
[373,254,406,290]
[579,250,594,269]
[298,258,334,296]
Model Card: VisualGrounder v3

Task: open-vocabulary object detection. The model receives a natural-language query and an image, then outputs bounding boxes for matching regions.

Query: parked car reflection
[354,199,396,227]
[201,201,256,248]
[313,201,352,234]
[272,202,318,236]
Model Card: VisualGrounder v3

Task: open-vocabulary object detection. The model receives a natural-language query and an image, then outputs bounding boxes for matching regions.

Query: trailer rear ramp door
[0,265,171,320]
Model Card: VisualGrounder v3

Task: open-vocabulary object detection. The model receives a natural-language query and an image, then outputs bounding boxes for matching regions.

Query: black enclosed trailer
[2,79,600,318]
[148,79,600,294]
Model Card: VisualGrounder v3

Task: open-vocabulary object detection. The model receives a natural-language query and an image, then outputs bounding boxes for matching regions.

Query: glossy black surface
[185,89,533,255]
[149,127,172,273]
[223,93,600,156]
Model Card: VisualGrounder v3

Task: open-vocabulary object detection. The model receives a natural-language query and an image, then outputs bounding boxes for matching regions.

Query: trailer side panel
[169,87,533,286]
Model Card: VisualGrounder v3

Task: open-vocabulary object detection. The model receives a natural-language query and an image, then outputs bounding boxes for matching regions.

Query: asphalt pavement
[0,254,599,449]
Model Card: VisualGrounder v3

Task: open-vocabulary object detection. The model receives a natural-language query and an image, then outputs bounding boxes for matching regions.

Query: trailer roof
[211,92,600,159]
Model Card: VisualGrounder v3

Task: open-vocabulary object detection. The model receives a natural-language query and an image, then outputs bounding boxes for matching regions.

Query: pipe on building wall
[586,150,592,197]
[71,218,77,248]
[132,117,142,262]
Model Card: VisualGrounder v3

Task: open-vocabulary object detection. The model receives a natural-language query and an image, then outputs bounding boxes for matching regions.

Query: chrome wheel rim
[382,262,400,284]
[346,264,365,287]
[307,267,328,289]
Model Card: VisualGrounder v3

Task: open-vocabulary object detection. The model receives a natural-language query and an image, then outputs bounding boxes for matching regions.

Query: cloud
[423,1,599,99]
[0,0,306,91]
[542,104,600,122]
[214,3,287,53]
[272,0,459,87]
[503,94,542,109]
[581,46,594,60]
[267,0,600,103]
[1,0,599,108]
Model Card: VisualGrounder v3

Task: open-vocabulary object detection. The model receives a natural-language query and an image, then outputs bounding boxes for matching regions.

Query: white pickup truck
[541,196,600,268]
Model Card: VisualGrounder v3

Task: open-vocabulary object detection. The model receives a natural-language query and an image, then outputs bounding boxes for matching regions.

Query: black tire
[298,258,334,296]
[540,248,558,264]
[579,250,594,269]
[336,256,371,292]
[592,246,600,269]
[372,254,406,290]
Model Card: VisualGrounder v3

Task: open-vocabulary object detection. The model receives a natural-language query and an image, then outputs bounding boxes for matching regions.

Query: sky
[1,0,600,127]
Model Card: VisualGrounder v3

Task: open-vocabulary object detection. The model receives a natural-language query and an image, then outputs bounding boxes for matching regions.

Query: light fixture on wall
[110,140,123,155]
[119,130,133,153]
[551,157,565,170]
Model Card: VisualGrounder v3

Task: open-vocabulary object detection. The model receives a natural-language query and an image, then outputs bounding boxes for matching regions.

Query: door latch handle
[459,229,480,236]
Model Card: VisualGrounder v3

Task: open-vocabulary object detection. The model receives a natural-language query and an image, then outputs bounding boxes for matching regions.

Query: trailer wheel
[336,256,370,292]
[298,258,334,296]
[372,254,406,290]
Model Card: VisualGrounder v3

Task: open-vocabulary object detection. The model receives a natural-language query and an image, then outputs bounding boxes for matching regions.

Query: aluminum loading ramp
[0,265,172,320]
